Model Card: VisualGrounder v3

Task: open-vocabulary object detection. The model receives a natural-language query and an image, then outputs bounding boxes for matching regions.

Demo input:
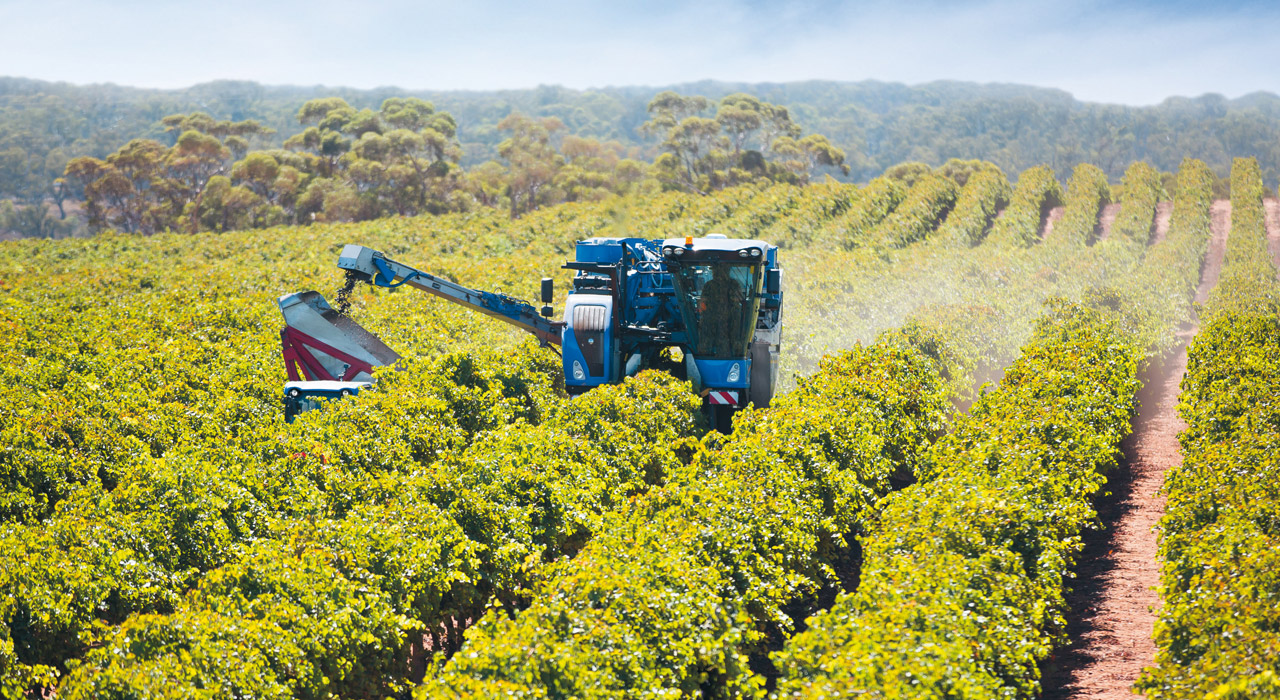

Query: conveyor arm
[337,244,563,346]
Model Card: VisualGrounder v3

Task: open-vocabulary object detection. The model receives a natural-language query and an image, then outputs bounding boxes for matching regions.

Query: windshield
[670,262,762,358]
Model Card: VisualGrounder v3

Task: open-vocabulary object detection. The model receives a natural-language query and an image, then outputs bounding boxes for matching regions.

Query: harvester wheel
[708,404,735,434]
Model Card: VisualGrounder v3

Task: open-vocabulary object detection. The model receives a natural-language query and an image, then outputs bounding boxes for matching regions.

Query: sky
[1,0,1278,106]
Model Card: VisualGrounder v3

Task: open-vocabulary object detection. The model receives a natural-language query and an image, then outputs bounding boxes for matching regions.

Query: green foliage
[59,115,279,235]
[882,160,933,187]
[418,343,951,696]
[12,77,1280,239]
[775,303,1143,698]
[868,173,960,249]
[988,165,1063,247]
[1110,161,1164,244]
[819,175,907,249]
[0,355,700,696]
[60,541,412,700]
[783,155,1164,384]
[494,113,566,217]
[1138,157,1280,699]
[1051,162,1111,246]
[1203,156,1280,317]
[754,181,858,248]
[418,515,760,699]
[935,167,1010,246]
[0,209,713,695]
[423,372,702,614]
[0,201,79,238]
[1105,158,1215,354]
[935,158,1003,187]
[717,183,807,239]
[0,158,1233,697]
[644,91,845,193]
[63,101,465,234]
[775,160,1216,698]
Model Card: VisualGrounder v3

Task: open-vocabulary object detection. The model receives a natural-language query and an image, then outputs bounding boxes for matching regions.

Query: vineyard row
[1139,157,1280,698]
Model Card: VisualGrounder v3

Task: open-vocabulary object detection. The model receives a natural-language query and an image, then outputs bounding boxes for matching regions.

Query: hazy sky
[2,0,1277,105]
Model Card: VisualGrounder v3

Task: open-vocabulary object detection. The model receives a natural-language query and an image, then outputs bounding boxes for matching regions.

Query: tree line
[4,76,1280,236]
[47,92,846,235]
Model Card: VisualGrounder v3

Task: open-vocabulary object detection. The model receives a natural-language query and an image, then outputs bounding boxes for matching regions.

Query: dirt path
[1150,201,1173,244]
[1040,199,1229,699]
[1095,202,1121,242]
[1200,201,1230,302]
[1265,199,1280,271]
[1039,206,1065,242]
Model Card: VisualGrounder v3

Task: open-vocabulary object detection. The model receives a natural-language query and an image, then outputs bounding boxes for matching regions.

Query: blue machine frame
[557,236,782,411]
[284,236,783,427]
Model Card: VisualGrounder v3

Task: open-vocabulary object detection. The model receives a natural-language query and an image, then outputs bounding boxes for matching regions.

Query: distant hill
[4,75,1280,190]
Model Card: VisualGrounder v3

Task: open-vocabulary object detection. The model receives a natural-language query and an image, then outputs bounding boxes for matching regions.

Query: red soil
[1150,201,1173,244]
[1094,203,1121,242]
[1265,199,1280,271]
[1039,206,1065,241]
[1040,199,1230,699]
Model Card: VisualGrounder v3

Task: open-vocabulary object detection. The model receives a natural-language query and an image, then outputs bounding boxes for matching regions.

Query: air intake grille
[573,304,608,331]
[571,304,608,378]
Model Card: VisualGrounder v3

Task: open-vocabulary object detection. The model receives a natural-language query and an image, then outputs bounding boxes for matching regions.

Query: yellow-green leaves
[1139,157,1280,699]
[989,165,1062,247]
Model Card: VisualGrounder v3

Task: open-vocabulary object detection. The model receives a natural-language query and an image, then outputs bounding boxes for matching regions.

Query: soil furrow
[1094,202,1121,242]
[1040,199,1230,699]
[1150,201,1173,244]
[1264,199,1280,272]
[1039,205,1065,241]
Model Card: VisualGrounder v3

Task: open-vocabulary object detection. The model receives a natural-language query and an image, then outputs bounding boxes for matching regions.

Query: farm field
[1,157,1275,699]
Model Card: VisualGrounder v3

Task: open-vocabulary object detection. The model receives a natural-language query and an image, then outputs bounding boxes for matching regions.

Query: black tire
[706,404,735,434]
[749,341,774,409]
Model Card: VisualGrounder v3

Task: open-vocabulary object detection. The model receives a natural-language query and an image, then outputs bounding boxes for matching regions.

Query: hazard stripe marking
[707,390,738,405]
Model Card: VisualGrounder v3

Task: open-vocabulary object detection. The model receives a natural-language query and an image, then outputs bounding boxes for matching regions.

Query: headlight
[738,249,749,258]
[572,360,586,380]
[749,247,762,257]
[674,247,685,256]
[728,363,741,382]
[664,246,674,256]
